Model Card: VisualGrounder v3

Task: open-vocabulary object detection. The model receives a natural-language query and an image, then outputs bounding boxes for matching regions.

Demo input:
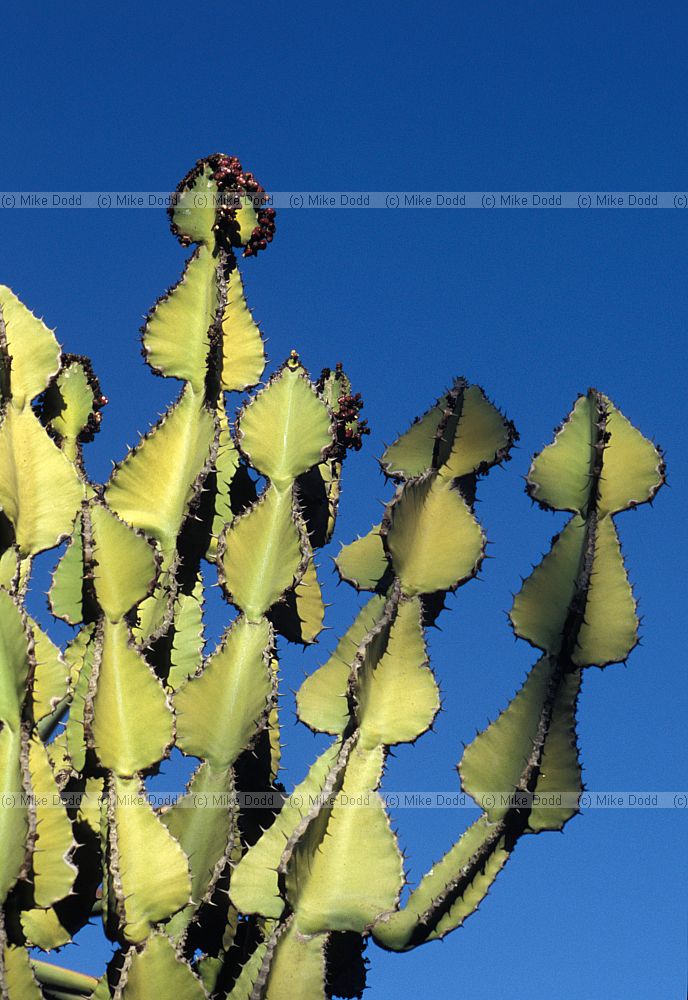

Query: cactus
[0,154,664,999]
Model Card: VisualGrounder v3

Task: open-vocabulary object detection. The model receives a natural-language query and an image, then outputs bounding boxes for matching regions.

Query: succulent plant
[0,154,664,999]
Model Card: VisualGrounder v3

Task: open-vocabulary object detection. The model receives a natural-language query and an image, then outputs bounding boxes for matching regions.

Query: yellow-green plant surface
[0,155,664,999]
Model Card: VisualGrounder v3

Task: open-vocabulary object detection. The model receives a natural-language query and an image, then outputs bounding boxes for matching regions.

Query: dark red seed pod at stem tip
[170,153,276,256]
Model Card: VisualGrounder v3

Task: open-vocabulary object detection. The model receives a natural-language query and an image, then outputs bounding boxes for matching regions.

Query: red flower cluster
[171,153,276,257]
[319,363,370,457]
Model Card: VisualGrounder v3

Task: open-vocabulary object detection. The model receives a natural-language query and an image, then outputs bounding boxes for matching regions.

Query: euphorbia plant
[0,154,664,999]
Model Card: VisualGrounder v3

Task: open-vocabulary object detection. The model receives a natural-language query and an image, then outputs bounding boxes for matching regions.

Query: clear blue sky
[0,4,685,997]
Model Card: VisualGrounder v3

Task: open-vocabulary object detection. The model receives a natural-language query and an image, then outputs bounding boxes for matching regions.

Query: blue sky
[0,3,685,997]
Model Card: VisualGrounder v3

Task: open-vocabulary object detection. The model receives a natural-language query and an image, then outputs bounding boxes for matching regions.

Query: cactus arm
[88,621,172,775]
[372,815,510,951]
[175,617,274,769]
[0,512,18,590]
[105,384,216,567]
[166,574,206,690]
[269,364,367,645]
[0,289,85,560]
[31,958,98,997]
[230,741,343,919]
[335,525,390,593]
[439,385,517,478]
[384,474,484,594]
[233,381,515,996]
[0,406,84,557]
[296,595,387,735]
[104,776,191,944]
[257,919,327,1000]
[374,389,664,951]
[166,353,335,947]
[83,502,172,780]
[105,248,220,653]
[0,727,29,904]
[26,734,77,907]
[142,247,220,394]
[110,933,208,999]
[356,597,439,748]
[204,403,242,561]
[49,516,86,624]
[34,354,106,469]
[463,393,661,831]
[284,740,403,935]
[81,158,280,965]
[219,485,305,622]
[87,503,160,623]
[49,501,193,946]
[0,940,44,998]
[0,376,83,945]
[0,286,61,409]
[278,600,435,939]
[0,592,39,904]
[268,551,325,645]
[379,389,458,480]
[220,266,266,393]
[300,381,515,744]
[510,515,638,666]
[237,360,333,488]
[461,655,582,827]
[74,501,173,835]
[3,639,82,953]
[64,625,97,773]
[160,762,239,941]
[219,362,333,637]
[234,363,364,651]
[29,616,70,724]
[225,939,270,1000]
